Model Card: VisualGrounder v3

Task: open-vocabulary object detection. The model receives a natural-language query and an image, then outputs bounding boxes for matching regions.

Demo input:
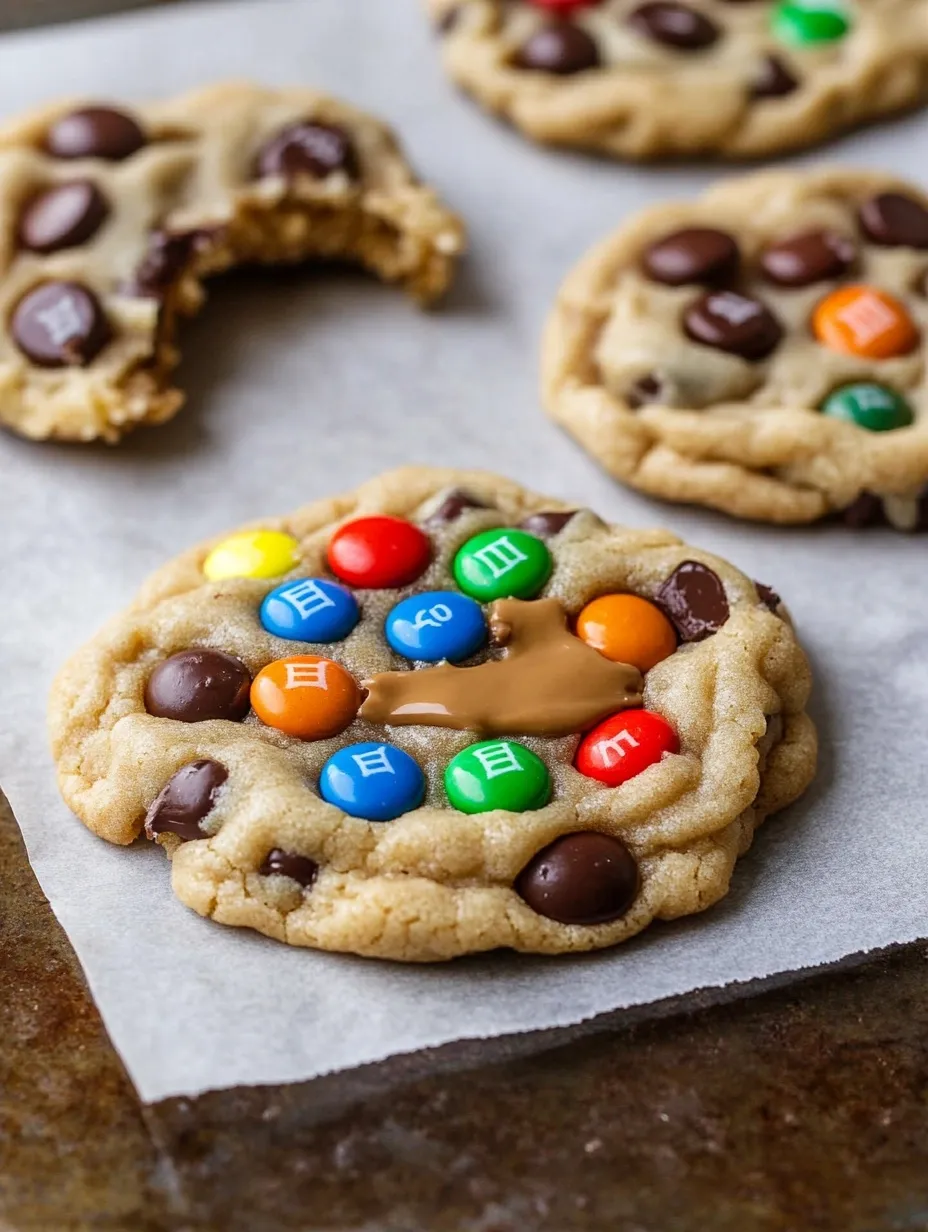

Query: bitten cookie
[50,467,816,962]
[0,81,464,443]
[544,168,928,528]
[427,0,928,160]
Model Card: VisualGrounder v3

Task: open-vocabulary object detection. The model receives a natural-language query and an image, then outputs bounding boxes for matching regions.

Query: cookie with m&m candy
[425,0,926,161]
[50,467,816,960]
[545,168,928,530]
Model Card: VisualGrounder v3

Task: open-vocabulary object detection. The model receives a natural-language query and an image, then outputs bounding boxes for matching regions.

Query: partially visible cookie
[544,168,928,527]
[50,466,816,962]
[427,0,928,160]
[0,81,464,443]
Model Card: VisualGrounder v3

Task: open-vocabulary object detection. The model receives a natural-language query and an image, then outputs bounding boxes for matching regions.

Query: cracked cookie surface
[0,81,464,443]
[426,0,928,160]
[544,168,928,528]
[50,467,816,962]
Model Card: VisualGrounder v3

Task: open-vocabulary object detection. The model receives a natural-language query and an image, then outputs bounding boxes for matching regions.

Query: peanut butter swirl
[360,598,643,737]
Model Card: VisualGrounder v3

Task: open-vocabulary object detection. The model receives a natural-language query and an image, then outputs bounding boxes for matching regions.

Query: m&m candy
[385,590,486,663]
[575,710,679,787]
[453,529,552,603]
[576,594,677,674]
[260,577,360,642]
[203,530,299,581]
[319,741,426,821]
[772,0,850,45]
[820,383,915,433]
[327,516,431,589]
[250,655,360,739]
[445,740,551,814]
[812,285,919,360]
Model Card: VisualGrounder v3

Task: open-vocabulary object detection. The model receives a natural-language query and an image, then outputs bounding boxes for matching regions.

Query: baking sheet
[1,0,926,1104]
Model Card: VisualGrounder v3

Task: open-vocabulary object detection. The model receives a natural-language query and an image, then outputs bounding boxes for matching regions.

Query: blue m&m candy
[319,742,426,822]
[260,577,359,643]
[385,590,486,663]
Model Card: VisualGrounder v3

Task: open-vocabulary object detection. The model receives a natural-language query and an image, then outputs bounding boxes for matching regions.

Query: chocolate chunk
[126,228,217,298]
[18,180,109,254]
[519,510,579,537]
[628,2,720,50]
[260,848,319,887]
[255,121,358,180]
[11,281,111,368]
[642,228,740,287]
[657,560,730,641]
[760,229,856,288]
[755,582,781,612]
[513,23,601,74]
[516,832,639,925]
[626,373,664,408]
[144,650,252,723]
[437,5,461,31]
[841,491,886,528]
[859,192,928,249]
[425,489,489,526]
[45,106,146,161]
[683,290,783,360]
[750,54,799,99]
[144,760,228,842]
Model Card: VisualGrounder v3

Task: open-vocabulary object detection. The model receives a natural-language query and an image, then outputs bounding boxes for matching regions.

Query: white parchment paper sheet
[0,0,926,1104]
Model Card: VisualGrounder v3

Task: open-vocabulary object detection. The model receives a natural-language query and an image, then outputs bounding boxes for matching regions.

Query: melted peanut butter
[360,598,643,737]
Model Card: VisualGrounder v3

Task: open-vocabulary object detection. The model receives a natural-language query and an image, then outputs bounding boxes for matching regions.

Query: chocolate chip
[255,121,358,180]
[759,229,856,288]
[144,760,228,842]
[425,489,490,526]
[755,582,781,612]
[750,54,799,99]
[859,192,928,249]
[45,106,146,161]
[683,290,783,361]
[11,281,111,367]
[642,228,740,287]
[519,510,579,537]
[437,5,461,32]
[260,848,319,887]
[657,560,730,642]
[18,180,109,254]
[841,491,886,528]
[626,374,663,408]
[516,832,639,925]
[144,650,252,723]
[628,2,720,50]
[513,23,601,74]
[126,228,217,298]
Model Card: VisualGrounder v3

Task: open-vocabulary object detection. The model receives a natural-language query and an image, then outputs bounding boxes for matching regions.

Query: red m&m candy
[575,709,679,787]
[327,516,431,590]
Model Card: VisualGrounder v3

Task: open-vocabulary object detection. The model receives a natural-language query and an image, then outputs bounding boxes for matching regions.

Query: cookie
[543,168,928,528]
[0,81,465,443]
[427,0,928,160]
[50,467,816,962]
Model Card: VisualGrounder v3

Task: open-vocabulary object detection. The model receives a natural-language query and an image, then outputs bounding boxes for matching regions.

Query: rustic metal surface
[2,790,927,1231]
[0,0,170,29]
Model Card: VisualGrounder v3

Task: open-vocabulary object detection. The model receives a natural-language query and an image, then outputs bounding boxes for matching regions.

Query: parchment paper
[1,0,926,1105]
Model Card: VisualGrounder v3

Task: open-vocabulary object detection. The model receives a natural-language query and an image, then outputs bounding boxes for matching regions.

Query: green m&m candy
[820,383,914,432]
[772,0,850,45]
[444,740,552,814]
[453,529,552,602]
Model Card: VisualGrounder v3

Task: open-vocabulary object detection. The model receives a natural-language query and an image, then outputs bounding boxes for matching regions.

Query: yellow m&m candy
[203,530,300,581]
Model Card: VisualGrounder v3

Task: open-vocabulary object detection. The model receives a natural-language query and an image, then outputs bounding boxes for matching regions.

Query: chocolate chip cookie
[0,82,464,443]
[50,467,816,961]
[544,168,928,528]
[427,0,928,159]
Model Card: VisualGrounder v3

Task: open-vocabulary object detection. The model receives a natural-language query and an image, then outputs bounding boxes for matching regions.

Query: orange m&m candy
[576,594,677,673]
[812,285,919,359]
[251,655,360,740]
